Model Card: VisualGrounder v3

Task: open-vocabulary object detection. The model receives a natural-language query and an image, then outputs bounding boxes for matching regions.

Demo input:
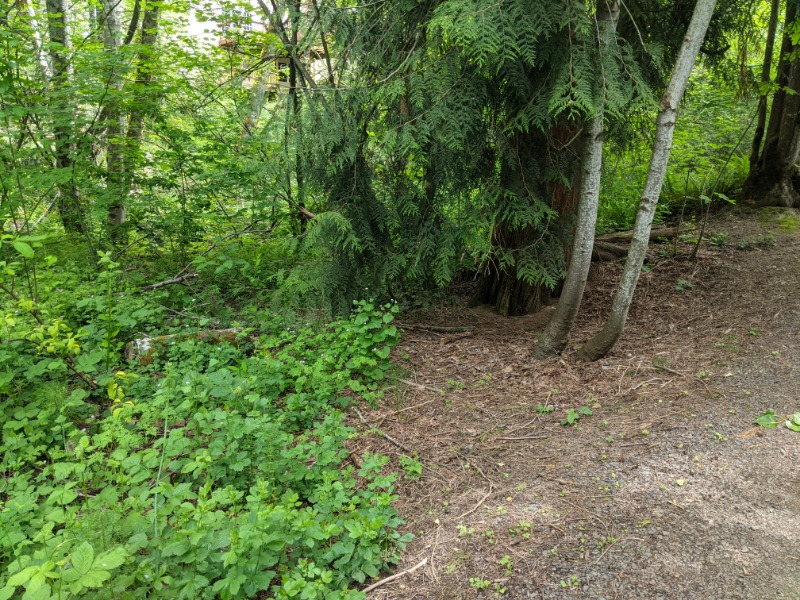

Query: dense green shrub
[0,244,407,599]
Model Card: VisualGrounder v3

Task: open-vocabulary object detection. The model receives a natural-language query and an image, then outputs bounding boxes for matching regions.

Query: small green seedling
[560,575,580,589]
[499,555,513,577]
[469,577,491,590]
[399,454,423,479]
[560,405,592,426]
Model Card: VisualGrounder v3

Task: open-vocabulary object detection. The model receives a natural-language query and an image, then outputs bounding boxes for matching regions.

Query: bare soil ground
[353,208,800,600]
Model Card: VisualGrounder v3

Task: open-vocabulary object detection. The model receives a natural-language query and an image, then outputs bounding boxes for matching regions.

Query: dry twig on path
[454,485,494,521]
[353,407,412,453]
[362,557,429,594]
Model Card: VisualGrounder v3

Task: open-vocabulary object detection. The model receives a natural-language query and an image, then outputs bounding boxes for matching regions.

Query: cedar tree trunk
[474,128,580,316]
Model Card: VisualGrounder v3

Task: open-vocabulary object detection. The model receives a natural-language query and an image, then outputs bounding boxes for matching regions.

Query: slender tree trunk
[22,0,51,79]
[748,0,780,169]
[578,0,717,361]
[534,0,620,357]
[289,0,308,233]
[126,1,160,146]
[46,0,85,234]
[101,0,126,232]
[121,0,160,219]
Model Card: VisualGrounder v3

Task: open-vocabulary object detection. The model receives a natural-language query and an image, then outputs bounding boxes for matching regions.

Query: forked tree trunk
[745,0,800,208]
[578,0,717,361]
[534,0,620,357]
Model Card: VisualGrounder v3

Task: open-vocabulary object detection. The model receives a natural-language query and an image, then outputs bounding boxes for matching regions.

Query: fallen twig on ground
[354,407,412,453]
[362,557,429,594]
[397,323,473,333]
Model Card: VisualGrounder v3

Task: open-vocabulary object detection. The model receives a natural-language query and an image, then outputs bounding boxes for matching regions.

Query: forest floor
[352,207,800,600]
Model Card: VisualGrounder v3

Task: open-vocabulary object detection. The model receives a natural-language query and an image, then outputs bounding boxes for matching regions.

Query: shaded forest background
[1,0,799,598]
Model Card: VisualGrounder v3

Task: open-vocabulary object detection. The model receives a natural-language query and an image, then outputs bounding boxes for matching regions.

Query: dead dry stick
[454,485,494,521]
[398,378,443,394]
[141,273,198,291]
[652,364,684,376]
[353,407,412,453]
[397,323,473,333]
[384,398,436,419]
[362,557,429,594]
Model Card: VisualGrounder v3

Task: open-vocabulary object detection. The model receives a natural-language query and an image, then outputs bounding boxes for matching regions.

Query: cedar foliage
[291,0,653,314]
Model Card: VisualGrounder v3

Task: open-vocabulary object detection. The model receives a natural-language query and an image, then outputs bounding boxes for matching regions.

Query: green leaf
[786,413,800,432]
[8,567,38,587]
[755,410,780,429]
[21,584,52,600]
[0,586,15,600]
[78,569,111,588]
[96,547,127,570]
[12,241,35,259]
[71,541,95,575]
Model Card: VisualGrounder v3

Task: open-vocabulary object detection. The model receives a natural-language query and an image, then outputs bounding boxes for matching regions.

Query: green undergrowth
[1,241,408,599]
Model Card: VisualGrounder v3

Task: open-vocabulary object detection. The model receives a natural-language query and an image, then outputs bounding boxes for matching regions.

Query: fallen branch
[397,378,444,394]
[362,557,428,594]
[397,323,473,334]
[141,273,198,291]
[299,206,317,220]
[454,485,493,521]
[592,240,629,262]
[353,407,412,453]
[596,225,692,244]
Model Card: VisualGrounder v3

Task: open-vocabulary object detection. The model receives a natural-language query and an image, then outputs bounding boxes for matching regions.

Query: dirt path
[355,209,800,599]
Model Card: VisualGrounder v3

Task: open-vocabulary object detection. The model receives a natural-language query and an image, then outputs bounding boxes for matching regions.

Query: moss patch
[757,207,800,233]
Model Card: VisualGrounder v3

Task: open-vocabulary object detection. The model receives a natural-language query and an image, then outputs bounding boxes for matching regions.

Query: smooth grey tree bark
[578,0,717,361]
[534,0,620,358]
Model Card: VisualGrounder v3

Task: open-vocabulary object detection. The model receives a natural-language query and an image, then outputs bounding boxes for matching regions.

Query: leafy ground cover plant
[0,248,407,599]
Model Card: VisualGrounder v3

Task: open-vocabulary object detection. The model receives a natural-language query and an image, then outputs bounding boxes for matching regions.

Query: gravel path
[361,209,800,600]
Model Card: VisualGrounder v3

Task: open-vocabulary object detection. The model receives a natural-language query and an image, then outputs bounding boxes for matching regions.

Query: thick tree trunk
[745,0,800,208]
[748,0,780,169]
[578,0,717,361]
[475,127,579,317]
[473,223,554,316]
[46,0,86,234]
[534,0,620,357]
